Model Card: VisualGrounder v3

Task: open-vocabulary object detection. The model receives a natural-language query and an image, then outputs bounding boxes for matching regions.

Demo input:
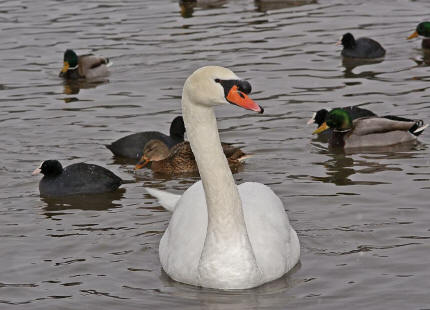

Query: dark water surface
[1,0,430,309]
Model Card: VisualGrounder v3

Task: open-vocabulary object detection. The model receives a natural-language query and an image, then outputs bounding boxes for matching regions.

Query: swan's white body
[146,66,300,289]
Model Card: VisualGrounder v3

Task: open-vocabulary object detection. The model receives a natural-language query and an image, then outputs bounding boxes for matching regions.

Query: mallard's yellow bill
[61,61,69,73]
[312,122,329,134]
[407,31,419,40]
[135,156,150,170]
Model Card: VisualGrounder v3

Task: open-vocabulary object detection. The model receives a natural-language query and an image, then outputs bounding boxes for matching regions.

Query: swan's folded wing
[144,187,181,212]
[352,117,415,136]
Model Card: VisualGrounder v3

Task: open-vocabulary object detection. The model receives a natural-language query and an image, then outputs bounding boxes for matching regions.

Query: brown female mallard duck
[135,139,247,174]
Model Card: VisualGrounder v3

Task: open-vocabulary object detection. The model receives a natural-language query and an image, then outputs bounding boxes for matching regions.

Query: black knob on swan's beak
[237,80,252,94]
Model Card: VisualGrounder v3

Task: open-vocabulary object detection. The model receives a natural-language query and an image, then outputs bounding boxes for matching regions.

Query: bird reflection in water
[41,189,125,218]
[179,0,227,18]
[410,48,430,67]
[255,0,317,12]
[157,261,301,306]
[311,143,420,186]
[62,79,109,103]
[341,57,384,79]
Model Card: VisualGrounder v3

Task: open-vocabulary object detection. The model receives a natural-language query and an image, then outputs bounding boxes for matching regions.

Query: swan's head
[183,66,263,113]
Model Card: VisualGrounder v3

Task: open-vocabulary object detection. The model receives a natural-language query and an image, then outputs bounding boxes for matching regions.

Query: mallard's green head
[408,22,430,39]
[312,108,352,134]
[327,108,352,130]
[61,49,79,73]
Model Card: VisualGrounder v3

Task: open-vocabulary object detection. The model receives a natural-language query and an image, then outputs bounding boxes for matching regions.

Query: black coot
[106,116,185,160]
[33,160,122,197]
[338,33,385,59]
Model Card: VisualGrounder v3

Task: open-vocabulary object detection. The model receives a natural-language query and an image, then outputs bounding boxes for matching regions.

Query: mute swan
[134,139,246,174]
[145,66,300,289]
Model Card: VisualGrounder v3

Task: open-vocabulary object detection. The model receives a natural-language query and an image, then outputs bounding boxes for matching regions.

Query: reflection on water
[254,0,317,12]
[41,189,125,216]
[154,263,301,310]
[410,48,430,66]
[342,57,384,79]
[310,152,387,186]
[63,79,109,96]
[179,0,228,18]
[311,143,419,186]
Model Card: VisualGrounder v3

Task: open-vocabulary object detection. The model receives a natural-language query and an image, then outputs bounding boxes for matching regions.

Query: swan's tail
[144,187,181,212]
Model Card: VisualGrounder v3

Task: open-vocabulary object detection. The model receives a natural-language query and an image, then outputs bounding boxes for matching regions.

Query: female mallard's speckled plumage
[135,139,247,174]
[313,108,428,149]
[59,49,111,80]
[338,33,385,59]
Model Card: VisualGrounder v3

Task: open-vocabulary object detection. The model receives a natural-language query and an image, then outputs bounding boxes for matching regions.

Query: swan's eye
[214,79,220,83]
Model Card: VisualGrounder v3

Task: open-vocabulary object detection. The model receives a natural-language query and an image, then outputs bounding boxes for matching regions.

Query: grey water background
[1,0,430,309]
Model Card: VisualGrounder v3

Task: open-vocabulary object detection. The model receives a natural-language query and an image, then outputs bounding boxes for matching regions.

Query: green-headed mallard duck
[307,106,422,142]
[59,49,111,79]
[135,139,247,174]
[106,116,185,160]
[337,33,385,59]
[407,22,430,49]
[308,106,377,141]
[312,108,428,149]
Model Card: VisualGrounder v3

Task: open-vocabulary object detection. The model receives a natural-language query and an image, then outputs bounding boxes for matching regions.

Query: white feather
[414,123,429,134]
[144,187,180,212]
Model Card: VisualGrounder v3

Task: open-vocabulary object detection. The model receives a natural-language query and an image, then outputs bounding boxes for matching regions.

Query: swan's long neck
[182,91,262,289]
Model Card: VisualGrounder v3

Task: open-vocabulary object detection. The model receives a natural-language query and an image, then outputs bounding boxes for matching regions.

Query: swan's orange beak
[407,31,419,40]
[135,156,150,170]
[226,85,264,114]
[313,122,329,134]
